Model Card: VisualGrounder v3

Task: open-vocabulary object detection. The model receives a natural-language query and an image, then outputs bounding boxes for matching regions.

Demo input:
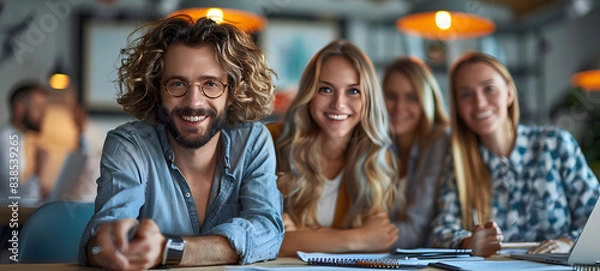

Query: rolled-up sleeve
[78,129,146,265]
[205,125,284,264]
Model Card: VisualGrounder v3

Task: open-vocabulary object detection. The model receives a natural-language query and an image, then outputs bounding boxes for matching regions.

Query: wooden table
[0,255,575,270]
[0,258,304,271]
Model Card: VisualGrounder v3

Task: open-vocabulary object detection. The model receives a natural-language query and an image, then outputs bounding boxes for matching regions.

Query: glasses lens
[165,79,187,97]
[203,80,225,98]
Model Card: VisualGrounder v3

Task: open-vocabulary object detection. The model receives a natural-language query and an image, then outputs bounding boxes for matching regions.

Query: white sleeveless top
[316,172,343,227]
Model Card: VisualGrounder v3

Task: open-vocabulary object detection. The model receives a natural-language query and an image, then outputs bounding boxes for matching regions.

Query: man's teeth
[327,114,349,120]
[182,115,207,122]
[476,111,493,119]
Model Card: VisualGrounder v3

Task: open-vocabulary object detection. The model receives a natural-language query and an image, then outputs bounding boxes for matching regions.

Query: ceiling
[480,0,563,19]
[3,0,590,32]
[235,0,595,31]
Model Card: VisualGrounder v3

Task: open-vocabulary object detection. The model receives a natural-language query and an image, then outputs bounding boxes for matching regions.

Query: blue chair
[18,201,94,263]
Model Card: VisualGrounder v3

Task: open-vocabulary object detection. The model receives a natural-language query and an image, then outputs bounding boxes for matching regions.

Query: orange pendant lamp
[572,58,600,91]
[397,0,496,40]
[167,0,267,33]
[49,55,70,90]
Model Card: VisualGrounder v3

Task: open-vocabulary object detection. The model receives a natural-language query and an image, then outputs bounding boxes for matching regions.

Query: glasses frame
[161,78,228,99]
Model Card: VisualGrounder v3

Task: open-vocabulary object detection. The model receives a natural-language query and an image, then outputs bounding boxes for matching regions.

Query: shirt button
[167,155,173,160]
[185,192,191,198]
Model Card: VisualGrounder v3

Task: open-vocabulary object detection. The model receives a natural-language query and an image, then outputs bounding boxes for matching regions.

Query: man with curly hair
[79,16,283,270]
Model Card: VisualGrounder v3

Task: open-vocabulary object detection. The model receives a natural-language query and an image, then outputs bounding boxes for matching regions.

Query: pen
[91,224,139,255]
[415,254,471,260]
[428,262,464,271]
[127,224,139,241]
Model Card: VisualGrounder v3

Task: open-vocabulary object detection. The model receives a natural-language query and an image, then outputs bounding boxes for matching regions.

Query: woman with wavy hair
[381,56,450,248]
[272,39,400,256]
[430,51,599,257]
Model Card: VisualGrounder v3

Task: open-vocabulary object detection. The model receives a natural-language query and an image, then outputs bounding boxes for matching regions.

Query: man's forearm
[180,235,239,266]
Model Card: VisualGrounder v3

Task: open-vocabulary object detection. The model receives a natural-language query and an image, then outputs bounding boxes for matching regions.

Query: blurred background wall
[1,0,599,183]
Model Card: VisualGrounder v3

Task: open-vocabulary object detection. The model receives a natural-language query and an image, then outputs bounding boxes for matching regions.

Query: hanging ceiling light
[572,58,600,91]
[49,55,70,90]
[167,0,267,33]
[397,0,496,40]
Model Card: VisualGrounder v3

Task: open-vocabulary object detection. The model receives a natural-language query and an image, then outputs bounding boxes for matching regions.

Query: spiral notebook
[297,251,428,269]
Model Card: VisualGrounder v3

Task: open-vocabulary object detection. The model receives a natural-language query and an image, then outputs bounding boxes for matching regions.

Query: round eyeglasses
[162,78,228,98]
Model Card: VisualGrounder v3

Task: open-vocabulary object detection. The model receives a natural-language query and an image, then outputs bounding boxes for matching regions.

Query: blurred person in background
[0,80,49,206]
[37,87,97,202]
[0,80,49,264]
[381,56,451,248]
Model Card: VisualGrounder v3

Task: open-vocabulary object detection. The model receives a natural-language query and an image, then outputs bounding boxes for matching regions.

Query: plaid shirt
[431,124,600,248]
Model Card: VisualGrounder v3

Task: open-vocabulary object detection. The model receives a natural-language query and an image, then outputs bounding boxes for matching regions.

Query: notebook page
[437,259,572,271]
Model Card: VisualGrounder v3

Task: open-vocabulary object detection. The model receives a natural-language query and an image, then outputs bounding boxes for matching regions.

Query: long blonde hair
[276,39,398,229]
[382,56,450,169]
[449,52,520,229]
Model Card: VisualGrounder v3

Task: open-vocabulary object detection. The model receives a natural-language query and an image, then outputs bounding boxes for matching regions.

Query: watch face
[164,237,186,266]
[169,239,186,251]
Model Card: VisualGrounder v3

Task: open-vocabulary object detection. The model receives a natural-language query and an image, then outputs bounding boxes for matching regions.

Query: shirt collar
[156,123,232,175]
[221,127,232,174]
[156,123,175,164]
[479,124,526,178]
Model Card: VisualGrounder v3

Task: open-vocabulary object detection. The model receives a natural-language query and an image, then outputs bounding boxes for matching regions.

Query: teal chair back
[18,201,94,263]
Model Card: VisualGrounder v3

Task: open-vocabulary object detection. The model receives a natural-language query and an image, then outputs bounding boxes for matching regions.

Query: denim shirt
[79,121,284,265]
[392,131,451,248]
[431,124,600,248]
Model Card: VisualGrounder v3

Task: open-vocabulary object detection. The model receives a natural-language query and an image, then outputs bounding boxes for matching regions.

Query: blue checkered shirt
[431,124,600,248]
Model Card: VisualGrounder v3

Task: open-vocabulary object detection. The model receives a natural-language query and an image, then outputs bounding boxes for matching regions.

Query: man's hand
[88,218,167,270]
[461,221,503,257]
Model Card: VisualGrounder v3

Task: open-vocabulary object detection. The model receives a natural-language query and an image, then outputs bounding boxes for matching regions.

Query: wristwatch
[162,236,186,266]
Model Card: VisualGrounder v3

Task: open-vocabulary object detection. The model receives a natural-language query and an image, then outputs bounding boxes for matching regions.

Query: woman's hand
[353,212,398,252]
[527,237,574,254]
[283,213,298,232]
[461,221,503,257]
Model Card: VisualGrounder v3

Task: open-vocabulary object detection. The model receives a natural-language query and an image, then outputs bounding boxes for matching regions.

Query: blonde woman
[431,52,600,256]
[381,57,450,248]
[273,39,399,256]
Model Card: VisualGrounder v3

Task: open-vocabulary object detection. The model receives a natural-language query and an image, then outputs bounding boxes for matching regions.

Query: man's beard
[158,105,227,149]
[22,111,42,132]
